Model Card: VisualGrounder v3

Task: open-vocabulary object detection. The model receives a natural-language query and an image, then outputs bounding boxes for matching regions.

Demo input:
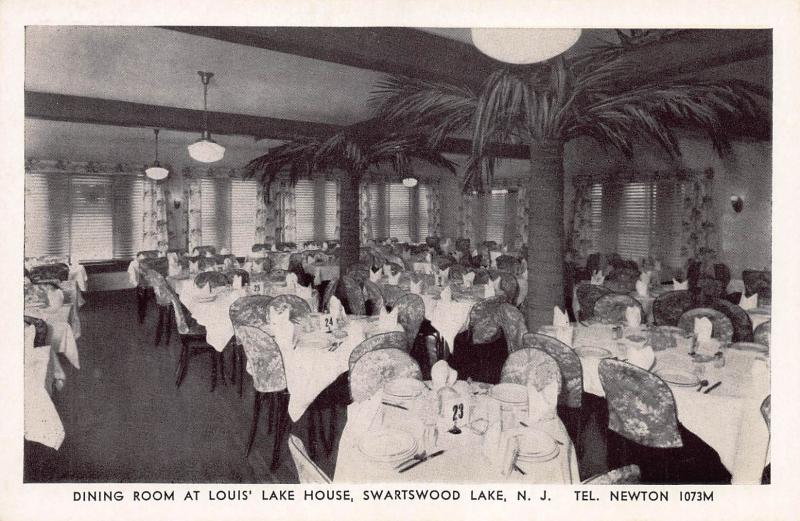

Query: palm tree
[371,32,769,328]
[244,121,456,273]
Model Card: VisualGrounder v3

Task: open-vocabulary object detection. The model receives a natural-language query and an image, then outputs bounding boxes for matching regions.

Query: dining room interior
[22,26,772,486]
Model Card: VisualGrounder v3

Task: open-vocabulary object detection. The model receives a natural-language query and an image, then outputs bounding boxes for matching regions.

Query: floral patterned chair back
[709,299,753,343]
[341,275,366,316]
[677,307,734,344]
[386,261,405,275]
[24,315,49,347]
[598,358,682,448]
[267,268,289,283]
[497,304,528,353]
[522,332,583,408]
[393,293,425,350]
[321,278,339,312]
[379,284,404,309]
[140,257,169,277]
[267,294,311,324]
[468,296,506,344]
[425,236,441,249]
[229,295,273,331]
[145,269,201,335]
[348,331,408,371]
[742,269,771,306]
[435,256,455,271]
[235,324,288,393]
[652,290,694,327]
[455,238,471,253]
[489,270,520,304]
[193,271,230,290]
[593,294,645,324]
[361,279,386,316]
[500,348,561,392]
[252,243,272,253]
[192,245,217,257]
[142,268,173,307]
[349,347,422,402]
[28,263,70,283]
[753,320,770,347]
[24,282,51,307]
[226,268,250,286]
[582,465,641,485]
[575,282,612,321]
[447,264,468,284]
[695,276,724,304]
[25,254,70,269]
[494,254,520,274]
[288,434,331,483]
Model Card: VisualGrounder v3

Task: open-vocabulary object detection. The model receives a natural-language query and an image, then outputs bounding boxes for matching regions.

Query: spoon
[696,379,709,392]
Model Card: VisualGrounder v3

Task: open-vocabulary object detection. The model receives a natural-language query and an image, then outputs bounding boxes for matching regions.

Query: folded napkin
[306,254,315,265]
[378,307,399,330]
[269,307,295,351]
[694,316,713,342]
[410,279,423,295]
[329,295,345,319]
[471,248,478,257]
[223,258,233,270]
[401,250,411,260]
[672,278,688,290]
[204,251,214,258]
[635,280,649,297]
[189,260,200,274]
[232,275,242,290]
[425,252,432,263]
[382,264,392,276]
[322,242,328,251]
[484,282,495,298]
[590,270,605,285]
[528,380,559,423]
[386,271,401,285]
[463,272,475,288]
[639,270,652,285]
[625,306,642,328]
[252,261,264,273]
[47,287,65,309]
[168,263,182,277]
[552,306,569,327]
[440,267,450,284]
[739,292,758,310]
[219,248,230,255]
[501,245,508,253]
[296,283,312,301]
[128,260,140,285]
[431,360,458,391]
[491,276,502,293]
[369,269,382,283]
[313,269,322,286]
[440,285,452,303]
[167,252,178,264]
[271,244,277,252]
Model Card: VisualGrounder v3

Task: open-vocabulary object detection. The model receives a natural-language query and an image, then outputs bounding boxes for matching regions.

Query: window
[363,181,431,242]
[388,182,411,242]
[485,189,508,243]
[199,177,259,256]
[25,171,144,261]
[417,184,430,240]
[295,178,340,242]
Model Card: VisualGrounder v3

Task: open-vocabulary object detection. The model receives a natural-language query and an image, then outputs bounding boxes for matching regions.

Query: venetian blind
[200,177,231,251]
[294,179,315,242]
[323,180,339,240]
[417,185,430,241]
[388,183,410,242]
[485,189,507,243]
[230,178,258,256]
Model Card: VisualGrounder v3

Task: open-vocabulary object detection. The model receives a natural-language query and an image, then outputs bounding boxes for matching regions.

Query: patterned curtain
[142,179,168,252]
[273,177,296,242]
[458,192,476,244]
[359,178,373,243]
[514,187,529,250]
[680,168,717,262]
[335,177,342,240]
[254,182,270,244]
[184,170,203,252]
[567,179,595,260]
[427,180,442,237]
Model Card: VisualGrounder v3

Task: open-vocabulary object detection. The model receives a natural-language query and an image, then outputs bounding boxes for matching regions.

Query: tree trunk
[338,171,361,275]
[525,139,566,330]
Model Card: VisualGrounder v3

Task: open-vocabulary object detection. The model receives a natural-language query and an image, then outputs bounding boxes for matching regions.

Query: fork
[394,452,426,469]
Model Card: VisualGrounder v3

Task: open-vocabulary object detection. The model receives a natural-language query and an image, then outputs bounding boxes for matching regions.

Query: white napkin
[322,242,328,251]
[654,260,662,271]
[501,245,508,253]
[639,271,652,285]
[223,258,233,270]
[484,282,495,298]
[313,269,322,286]
[440,286,452,303]
[410,279,423,295]
[635,280,649,297]
[269,307,295,351]
[453,251,462,261]
[440,267,450,284]
[694,317,713,342]
[286,272,298,287]
[382,264,392,276]
[271,244,277,252]
[204,251,214,258]
[378,307,399,330]
[329,295,345,319]
[431,360,458,390]
[252,261,264,274]
[552,306,569,327]
[189,260,199,273]
[306,254,314,265]
[424,252,431,263]
[463,272,475,288]
[387,271,401,285]
[625,306,642,328]
[220,248,230,255]
[167,252,178,264]
[672,279,688,290]
[739,293,758,310]
[232,275,242,289]
[471,248,478,257]
[491,276,502,293]
[590,270,605,285]
[369,269,382,283]
[47,287,65,309]
[401,250,411,261]
[128,259,140,285]
[528,380,559,423]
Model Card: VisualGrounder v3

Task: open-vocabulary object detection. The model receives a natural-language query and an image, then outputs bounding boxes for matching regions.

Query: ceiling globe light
[470,28,582,64]
[188,71,225,163]
[402,177,418,188]
[145,128,169,180]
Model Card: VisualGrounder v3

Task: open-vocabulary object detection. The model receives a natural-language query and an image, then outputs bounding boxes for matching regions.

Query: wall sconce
[173,195,182,210]
[730,195,744,213]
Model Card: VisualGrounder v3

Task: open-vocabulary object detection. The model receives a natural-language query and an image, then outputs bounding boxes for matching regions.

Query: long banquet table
[24,325,65,450]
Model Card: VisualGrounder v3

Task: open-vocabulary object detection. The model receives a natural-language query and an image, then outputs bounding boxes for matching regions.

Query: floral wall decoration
[680,167,717,262]
[567,179,595,259]
[142,178,168,251]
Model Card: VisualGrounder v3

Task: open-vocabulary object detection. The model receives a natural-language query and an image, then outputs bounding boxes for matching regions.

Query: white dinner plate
[358,430,417,462]
[655,369,700,387]
[489,383,528,405]
[193,294,217,303]
[516,429,558,459]
[384,378,427,399]
[574,346,612,358]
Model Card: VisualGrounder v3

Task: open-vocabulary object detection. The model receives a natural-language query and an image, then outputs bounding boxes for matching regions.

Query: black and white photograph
[4,1,800,520]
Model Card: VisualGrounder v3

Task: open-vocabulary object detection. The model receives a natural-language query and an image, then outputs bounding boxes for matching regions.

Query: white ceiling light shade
[145,128,169,180]
[470,28,582,64]
[188,71,225,163]
[402,177,418,188]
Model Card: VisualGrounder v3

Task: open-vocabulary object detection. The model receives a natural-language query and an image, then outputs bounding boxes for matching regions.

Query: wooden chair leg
[247,392,264,455]
[154,307,165,346]
[271,393,288,471]
[175,342,190,387]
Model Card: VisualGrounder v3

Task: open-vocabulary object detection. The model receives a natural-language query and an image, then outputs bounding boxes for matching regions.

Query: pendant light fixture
[187,71,225,163]
[402,177,418,188]
[145,128,169,180]
[470,28,582,64]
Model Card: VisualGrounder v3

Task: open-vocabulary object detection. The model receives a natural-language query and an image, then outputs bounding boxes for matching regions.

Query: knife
[703,381,722,394]
[398,450,445,473]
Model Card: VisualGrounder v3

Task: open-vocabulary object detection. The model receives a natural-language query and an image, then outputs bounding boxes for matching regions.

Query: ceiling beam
[25,91,530,159]
[161,26,496,90]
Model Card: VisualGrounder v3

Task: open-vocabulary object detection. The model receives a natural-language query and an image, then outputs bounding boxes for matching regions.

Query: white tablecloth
[24,325,65,450]
[335,385,578,483]
[25,303,80,370]
[746,307,771,330]
[569,323,770,484]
